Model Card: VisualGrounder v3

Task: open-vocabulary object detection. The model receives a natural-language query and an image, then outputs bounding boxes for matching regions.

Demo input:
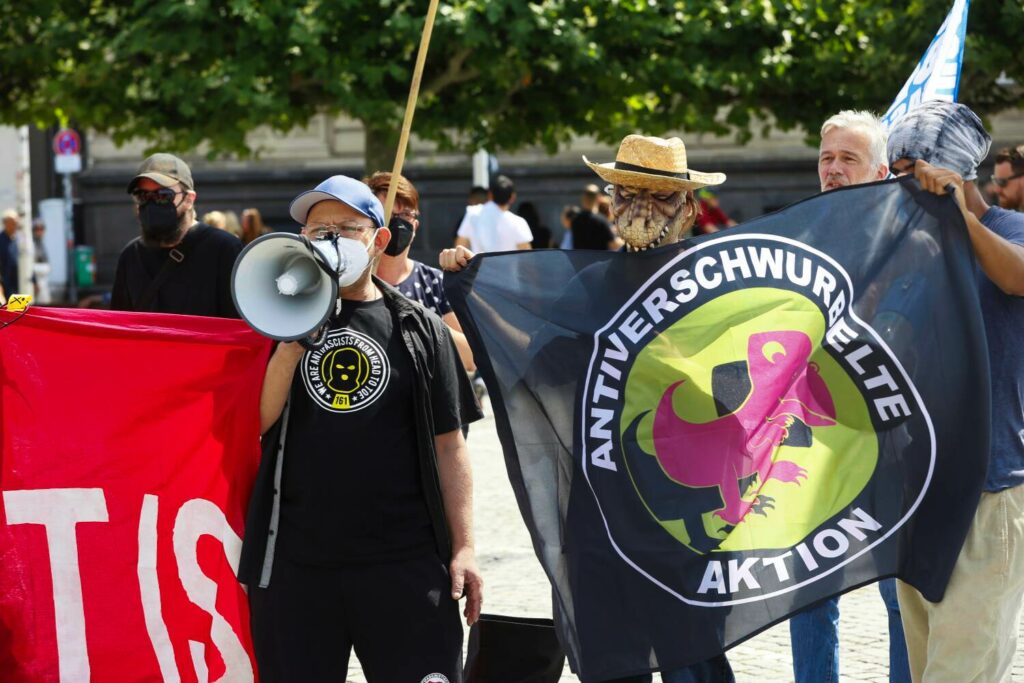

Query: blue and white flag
[881,0,970,130]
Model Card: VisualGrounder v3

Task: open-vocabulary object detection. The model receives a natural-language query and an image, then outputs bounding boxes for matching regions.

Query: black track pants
[249,553,464,682]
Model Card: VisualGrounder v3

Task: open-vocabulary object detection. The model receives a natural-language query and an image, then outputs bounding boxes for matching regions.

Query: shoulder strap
[134,226,213,312]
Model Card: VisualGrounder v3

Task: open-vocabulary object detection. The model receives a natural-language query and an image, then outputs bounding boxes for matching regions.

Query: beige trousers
[897,484,1024,683]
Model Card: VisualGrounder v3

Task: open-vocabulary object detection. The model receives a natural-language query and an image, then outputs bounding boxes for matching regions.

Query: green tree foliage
[1,0,1020,165]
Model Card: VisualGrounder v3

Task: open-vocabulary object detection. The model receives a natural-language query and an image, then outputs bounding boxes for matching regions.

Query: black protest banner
[446,178,988,681]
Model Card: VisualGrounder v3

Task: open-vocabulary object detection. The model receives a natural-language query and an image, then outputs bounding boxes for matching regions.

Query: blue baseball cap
[289,175,386,227]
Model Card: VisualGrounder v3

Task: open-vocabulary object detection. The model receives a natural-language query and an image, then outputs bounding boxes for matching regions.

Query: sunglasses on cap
[130,187,185,206]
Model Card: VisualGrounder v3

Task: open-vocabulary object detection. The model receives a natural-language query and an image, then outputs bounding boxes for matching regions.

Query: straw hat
[583,135,726,192]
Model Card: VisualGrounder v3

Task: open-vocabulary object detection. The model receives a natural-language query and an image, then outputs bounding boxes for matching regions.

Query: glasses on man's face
[305,222,376,240]
[991,172,1024,189]
[131,188,183,206]
[392,209,420,222]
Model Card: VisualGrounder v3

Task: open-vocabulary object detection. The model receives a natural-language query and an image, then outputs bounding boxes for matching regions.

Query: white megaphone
[231,232,342,347]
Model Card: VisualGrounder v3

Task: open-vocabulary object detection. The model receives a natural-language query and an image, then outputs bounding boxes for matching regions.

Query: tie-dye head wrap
[886,101,991,181]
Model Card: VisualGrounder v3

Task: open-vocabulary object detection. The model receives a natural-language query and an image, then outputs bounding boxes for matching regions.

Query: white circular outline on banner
[580,232,936,607]
[301,328,391,414]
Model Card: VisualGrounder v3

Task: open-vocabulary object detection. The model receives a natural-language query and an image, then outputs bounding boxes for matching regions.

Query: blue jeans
[789,579,910,683]
[604,653,734,682]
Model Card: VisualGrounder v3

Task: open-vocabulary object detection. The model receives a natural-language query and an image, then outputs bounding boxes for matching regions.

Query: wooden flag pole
[382,0,441,226]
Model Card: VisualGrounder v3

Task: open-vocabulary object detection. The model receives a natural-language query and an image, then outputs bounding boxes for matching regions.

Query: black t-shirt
[111,223,242,318]
[280,298,461,565]
[571,210,615,250]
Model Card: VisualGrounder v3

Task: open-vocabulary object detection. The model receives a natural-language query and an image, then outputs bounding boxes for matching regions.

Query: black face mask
[138,202,182,245]
[384,216,415,256]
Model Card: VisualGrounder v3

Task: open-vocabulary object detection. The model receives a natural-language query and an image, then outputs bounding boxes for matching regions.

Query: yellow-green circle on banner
[622,287,878,552]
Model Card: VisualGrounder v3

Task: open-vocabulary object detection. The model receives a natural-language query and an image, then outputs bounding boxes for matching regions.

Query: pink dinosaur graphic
[651,330,837,526]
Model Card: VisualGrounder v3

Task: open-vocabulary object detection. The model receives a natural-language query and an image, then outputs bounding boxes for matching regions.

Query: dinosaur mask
[611,184,695,252]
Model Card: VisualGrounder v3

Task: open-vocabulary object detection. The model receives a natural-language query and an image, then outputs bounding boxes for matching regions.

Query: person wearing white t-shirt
[456,175,533,253]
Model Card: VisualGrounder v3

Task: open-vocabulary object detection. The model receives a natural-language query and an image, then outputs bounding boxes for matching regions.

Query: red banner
[0,308,271,682]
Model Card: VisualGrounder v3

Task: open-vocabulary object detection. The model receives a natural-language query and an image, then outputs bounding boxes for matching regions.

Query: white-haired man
[817,109,890,192]
[787,110,911,683]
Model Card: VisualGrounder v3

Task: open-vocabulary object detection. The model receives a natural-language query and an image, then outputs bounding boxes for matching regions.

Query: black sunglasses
[131,188,183,205]
[991,172,1024,189]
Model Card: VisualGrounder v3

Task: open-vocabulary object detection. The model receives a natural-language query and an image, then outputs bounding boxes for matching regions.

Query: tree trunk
[363,124,401,177]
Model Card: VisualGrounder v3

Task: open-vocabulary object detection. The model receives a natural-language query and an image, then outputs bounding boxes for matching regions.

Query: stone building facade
[70,110,1024,286]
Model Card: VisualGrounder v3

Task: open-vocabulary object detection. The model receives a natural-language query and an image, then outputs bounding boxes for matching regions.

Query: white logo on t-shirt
[300,328,390,413]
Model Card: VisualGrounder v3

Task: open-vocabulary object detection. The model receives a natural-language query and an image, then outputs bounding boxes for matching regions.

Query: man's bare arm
[259,342,304,434]
[915,161,1024,296]
[442,311,476,372]
[435,428,482,625]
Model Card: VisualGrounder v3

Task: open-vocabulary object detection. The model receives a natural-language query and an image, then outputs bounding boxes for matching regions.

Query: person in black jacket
[239,175,483,683]
[0,209,20,302]
[111,153,240,317]
[571,183,622,251]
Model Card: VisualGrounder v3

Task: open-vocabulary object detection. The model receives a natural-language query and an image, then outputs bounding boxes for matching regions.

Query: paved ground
[347,400,1024,682]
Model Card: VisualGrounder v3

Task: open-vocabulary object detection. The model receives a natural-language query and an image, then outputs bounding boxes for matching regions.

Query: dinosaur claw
[770,461,808,484]
[749,494,775,516]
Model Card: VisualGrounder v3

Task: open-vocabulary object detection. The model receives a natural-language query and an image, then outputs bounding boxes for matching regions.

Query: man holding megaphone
[236,175,484,682]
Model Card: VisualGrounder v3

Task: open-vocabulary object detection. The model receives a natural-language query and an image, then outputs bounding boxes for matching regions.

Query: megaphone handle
[300,325,330,351]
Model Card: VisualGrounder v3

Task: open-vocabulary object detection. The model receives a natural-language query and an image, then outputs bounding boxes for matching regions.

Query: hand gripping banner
[0,308,271,682]
[445,178,989,680]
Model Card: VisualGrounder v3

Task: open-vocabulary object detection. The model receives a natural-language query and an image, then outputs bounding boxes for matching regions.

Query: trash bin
[74,245,96,288]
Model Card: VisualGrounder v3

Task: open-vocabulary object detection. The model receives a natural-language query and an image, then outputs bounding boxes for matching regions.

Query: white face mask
[311,230,377,288]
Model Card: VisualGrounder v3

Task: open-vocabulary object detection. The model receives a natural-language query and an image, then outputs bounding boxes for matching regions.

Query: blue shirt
[396,259,451,317]
[979,207,1024,491]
